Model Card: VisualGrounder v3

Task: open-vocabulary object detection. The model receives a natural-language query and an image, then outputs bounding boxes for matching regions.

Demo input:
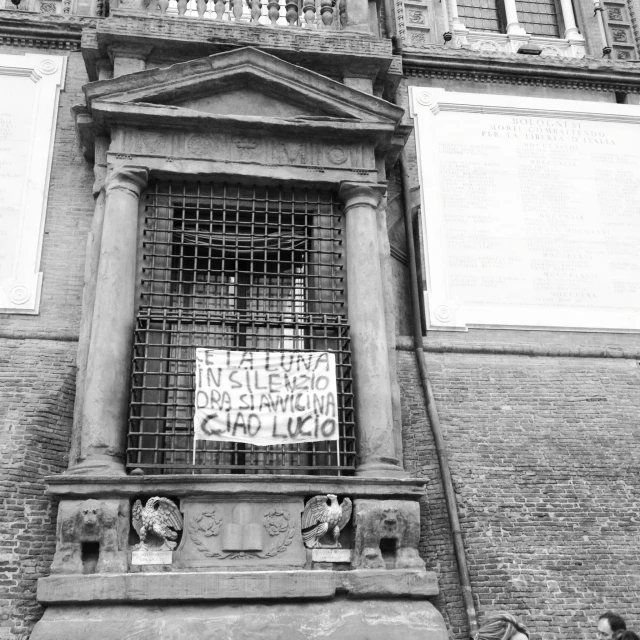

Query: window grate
[127,181,356,475]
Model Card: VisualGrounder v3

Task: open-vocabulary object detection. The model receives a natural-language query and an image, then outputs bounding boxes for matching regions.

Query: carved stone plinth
[31,598,447,640]
[176,498,306,569]
[352,500,425,571]
[38,569,438,603]
[50,499,129,575]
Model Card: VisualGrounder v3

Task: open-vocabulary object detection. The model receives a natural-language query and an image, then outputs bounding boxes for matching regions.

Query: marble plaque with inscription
[0,54,66,314]
[410,87,640,331]
[131,546,173,565]
[311,548,352,563]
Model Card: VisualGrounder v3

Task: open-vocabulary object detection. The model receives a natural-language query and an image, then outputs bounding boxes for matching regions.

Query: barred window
[127,181,356,475]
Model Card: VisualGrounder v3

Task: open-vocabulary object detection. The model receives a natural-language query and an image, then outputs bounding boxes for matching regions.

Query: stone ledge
[37,569,438,604]
[31,598,449,640]
[45,474,427,499]
[403,47,640,89]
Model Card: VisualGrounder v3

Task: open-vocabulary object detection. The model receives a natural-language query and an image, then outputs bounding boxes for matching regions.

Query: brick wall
[0,338,76,639]
[0,48,91,639]
[399,348,640,640]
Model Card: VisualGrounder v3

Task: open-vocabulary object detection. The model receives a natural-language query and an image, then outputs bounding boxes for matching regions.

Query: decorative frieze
[111,127,374,172]
[178,499,306,568]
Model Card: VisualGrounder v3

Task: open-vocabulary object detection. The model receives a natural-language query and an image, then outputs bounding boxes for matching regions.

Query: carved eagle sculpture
[302,494,352,549]
[132,497,183,550]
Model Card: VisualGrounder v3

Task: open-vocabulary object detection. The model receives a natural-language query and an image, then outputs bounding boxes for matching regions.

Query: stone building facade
[0,0,639,635]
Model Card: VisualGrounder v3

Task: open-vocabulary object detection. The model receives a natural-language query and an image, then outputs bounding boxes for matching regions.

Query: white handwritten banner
[194,349,339,446]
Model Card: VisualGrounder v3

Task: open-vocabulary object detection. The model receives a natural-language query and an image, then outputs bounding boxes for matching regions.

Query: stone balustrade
[118,0,339,27]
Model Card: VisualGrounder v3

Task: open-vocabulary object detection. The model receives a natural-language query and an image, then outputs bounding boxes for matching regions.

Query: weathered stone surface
[31,599,448,640]
[50,499,129,574]
[352,499,425,570]
[37,569,438,604]
[177,499,306,569]
[45,474,427,500]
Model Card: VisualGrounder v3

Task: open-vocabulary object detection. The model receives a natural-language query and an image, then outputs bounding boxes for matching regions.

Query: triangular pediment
[84,47,403,127]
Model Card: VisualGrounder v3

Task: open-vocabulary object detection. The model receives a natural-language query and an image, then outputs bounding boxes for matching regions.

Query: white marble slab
[131,546,173,565]
[0,53,66,314]
[410,87,640,332]
[311,548,352,563]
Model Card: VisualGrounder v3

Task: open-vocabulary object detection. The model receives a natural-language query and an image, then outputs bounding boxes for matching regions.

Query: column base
[356,459,409,478]
[65,456,126,477]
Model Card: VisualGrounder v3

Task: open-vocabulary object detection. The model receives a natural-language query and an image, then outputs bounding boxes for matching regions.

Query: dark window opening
[379,538,398,568]
[127,181,356,476]
[81,542,100,574]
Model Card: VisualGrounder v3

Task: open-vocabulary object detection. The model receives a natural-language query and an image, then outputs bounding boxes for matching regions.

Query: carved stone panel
[352,499,425,571]
[50,499,129,575]
[603,0,639,60]
[112,127,375,174]
[177,498,306,568]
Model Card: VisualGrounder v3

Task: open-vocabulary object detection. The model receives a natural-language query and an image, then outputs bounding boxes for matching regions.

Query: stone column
[376,195,404,466]
[68,136,110,470]
[68,166,148,476]
[558,0,581,39]
[445,0,469,44]
[504,0,526,35]
[339,182,405,478]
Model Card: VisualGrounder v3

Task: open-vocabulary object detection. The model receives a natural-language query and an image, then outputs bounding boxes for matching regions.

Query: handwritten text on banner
[194,349,339,446]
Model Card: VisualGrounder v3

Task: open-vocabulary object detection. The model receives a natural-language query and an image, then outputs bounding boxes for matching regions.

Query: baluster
[230,0,243,19]
[177,0,188,13]
[302,0,315,25]
[246,0,261,22]
[319,0,334,26]
[285,0,298,25]
[267,0,279,24]
[197,0,207,15]
[214,0,225,18]
[158,0,169,11]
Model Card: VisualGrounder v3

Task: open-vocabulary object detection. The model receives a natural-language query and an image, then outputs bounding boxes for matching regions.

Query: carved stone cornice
[44,474,427,499]
[402,46,640,93]
[0,12,95,50]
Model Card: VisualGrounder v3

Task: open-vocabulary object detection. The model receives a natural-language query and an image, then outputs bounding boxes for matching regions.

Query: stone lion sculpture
[50,498,128,574]
[353,499,425,570]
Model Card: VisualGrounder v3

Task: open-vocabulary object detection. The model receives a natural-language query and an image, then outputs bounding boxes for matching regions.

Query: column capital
[339,182,386,212]
[105,165,148,198]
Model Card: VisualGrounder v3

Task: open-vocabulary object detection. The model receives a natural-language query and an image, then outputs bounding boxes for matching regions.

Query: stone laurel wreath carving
[612,28,628,41]
[188,509,295,559]
[193,510,223,537]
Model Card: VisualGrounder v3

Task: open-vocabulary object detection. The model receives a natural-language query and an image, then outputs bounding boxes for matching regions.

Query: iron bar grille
[127,181,356,475]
